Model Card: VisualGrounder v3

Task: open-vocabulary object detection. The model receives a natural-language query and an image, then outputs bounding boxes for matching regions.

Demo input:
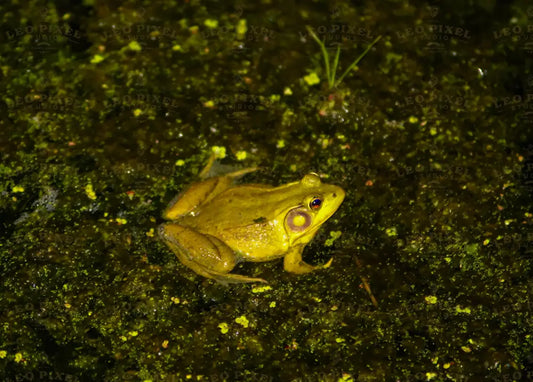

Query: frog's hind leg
[206,269,268,284]
[162,167,259,220]
[199,152,259,179]
[159,223,267,284]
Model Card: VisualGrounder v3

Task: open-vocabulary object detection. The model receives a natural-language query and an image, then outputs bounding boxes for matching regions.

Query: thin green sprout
[306,26,382,89]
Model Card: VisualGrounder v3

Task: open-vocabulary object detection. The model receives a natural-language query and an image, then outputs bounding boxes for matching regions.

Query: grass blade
[306,26,331,86]
[335,35,382,87]
[330,45,341,88]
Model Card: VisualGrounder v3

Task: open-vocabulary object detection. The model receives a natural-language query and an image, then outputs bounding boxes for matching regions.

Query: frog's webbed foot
[159,223,267,284]
[205,271,268,285]
[199,152,259,179]
[283,245,333,274]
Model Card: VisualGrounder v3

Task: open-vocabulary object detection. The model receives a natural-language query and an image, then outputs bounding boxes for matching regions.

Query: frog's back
[179,184,295,229]
[177,185,295,259]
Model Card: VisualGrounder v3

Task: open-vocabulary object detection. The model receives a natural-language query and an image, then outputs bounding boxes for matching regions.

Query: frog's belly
[215,224,289,262]
[236,246,287,262]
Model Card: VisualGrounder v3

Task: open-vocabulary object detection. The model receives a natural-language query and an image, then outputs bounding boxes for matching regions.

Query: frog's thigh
[163,177,233,220]
[163,167,259,220]
[159,223,237,274]
[283,245,333,274]
[160,223,268,283]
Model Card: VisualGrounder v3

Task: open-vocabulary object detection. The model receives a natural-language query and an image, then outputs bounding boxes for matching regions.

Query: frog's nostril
[332,193,337,198]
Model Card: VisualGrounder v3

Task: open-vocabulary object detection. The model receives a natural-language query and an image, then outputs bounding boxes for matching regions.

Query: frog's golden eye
[309,197,322,210]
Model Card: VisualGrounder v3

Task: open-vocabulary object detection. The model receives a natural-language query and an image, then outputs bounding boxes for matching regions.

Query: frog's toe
[207,270,268,284]
[323,257,333,269]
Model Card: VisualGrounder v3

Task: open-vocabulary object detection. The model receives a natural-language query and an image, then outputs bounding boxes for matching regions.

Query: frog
[159,165,345,284]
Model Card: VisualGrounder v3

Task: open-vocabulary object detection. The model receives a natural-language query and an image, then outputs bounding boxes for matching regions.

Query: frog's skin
[159,167,345,284]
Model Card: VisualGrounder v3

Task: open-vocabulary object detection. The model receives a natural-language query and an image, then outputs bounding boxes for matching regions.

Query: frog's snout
[332,187,346,203]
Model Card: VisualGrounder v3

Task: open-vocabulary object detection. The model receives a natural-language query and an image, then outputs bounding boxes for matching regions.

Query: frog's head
[284,173,345,245]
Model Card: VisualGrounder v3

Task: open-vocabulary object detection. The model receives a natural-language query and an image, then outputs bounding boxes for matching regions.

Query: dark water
[0,0,532,381]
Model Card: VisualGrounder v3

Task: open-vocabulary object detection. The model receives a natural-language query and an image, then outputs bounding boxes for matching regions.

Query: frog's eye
[309,197,322,210]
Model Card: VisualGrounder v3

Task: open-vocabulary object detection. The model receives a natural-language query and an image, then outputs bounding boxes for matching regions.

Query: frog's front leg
[159,223,267,284]
[283,244,333,274]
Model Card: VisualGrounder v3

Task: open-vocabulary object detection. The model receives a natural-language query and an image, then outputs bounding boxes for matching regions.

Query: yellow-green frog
[159,167,345,283]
